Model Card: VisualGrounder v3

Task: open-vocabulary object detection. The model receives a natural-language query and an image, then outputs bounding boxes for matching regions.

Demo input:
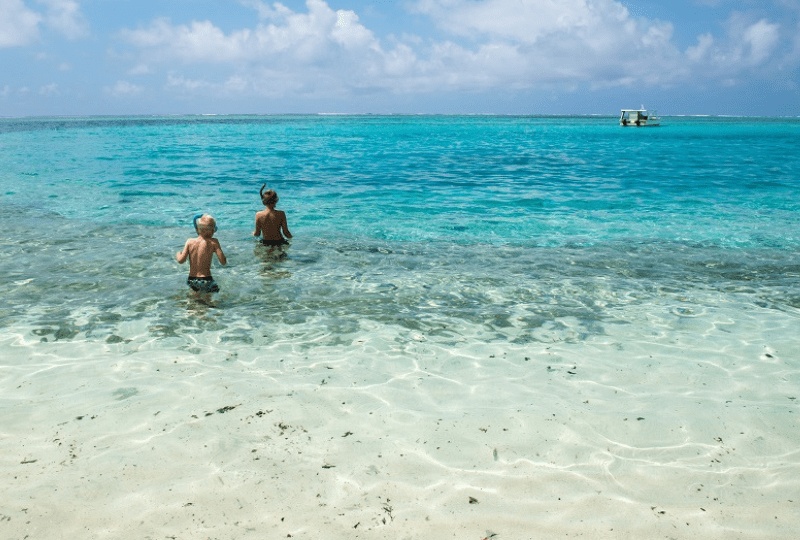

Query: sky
[1,0,799,116]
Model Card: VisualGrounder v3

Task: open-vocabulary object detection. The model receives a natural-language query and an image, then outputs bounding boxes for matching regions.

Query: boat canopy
[619,108,660,126]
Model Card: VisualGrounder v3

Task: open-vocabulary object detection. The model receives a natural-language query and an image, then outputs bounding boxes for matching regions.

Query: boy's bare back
[176,215,226,277]
[253,187,292,243]
[177,236,225,277]
[254,208,291,241]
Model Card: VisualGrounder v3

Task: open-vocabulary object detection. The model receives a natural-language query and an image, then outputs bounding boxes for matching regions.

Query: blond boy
[177,214,227,292]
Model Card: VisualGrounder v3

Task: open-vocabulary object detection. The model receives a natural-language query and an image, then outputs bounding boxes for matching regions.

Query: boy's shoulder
[188,235,217,246]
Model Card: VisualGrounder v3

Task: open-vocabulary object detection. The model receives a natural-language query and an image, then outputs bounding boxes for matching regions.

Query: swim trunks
[187,276,220,293]
[262,238,289,247]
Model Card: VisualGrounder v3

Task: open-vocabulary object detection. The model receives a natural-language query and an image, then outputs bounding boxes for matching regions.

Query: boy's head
[262,190,278,207]
[260,183,278,207]
[194,214,217,237]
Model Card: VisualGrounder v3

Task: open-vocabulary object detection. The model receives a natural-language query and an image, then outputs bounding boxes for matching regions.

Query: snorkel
[260,183,271,206]
[193,213,218,233]
[260,184,278,207]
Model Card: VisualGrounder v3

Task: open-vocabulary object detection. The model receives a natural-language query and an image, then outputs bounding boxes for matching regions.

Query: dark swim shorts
[262,238,289,247]
[187,276,220,293]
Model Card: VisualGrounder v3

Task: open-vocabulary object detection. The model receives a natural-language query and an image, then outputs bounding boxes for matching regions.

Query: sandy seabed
[2,313,799,540]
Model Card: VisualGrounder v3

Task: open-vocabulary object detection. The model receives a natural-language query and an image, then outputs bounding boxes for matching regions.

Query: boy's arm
[214,240,227,266]
[281,212,293,239]
[176,240,191,264]
[253,215,261,237]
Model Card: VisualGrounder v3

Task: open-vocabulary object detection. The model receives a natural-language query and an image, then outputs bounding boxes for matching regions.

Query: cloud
[40,0,89,39]
[686,33,714,62]
[119,0,394,97]
[119,0,676,96]
[120,0,382,65]
[413,0,630,44]
[128,64,151,75]
[741,19,780,64]
[0,0,87,47]
[685,13,784,75]
[0,0,41,47]
[166,72,212,92]
[122,18,246,63]
[39,82,60,95]
[106,80,143,97]
[115,0,795,101]
[237,0,294,21]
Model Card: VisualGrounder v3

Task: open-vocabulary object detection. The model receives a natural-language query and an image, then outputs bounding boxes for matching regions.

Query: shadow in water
[254,244,293,280]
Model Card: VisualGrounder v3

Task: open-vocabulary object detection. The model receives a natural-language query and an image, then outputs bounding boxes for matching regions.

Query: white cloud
[686,33,714,62]
[410,0,677,55]
[129,64,152,75]
[107,80,143,96]
[409,0,684,88]
[742,19,780,64]
[39,82,59,95]
[222,75,248,93]
[119,0,391,94]
[115,0,795,101]
[0,0,41,47]
[0,0,87,47]
[40,0,89,39]
[121,18,253,63]
[685,13,784,75]
[784,19,800,69]
[237,0,293,21]
[167,72,212,91]
[413,0,628,43]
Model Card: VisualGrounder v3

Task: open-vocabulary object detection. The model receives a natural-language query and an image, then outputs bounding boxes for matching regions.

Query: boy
[253,185,292,253]
[177,214,227,292]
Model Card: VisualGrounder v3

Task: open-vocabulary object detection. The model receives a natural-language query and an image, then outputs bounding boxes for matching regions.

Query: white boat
[619,107,660,127]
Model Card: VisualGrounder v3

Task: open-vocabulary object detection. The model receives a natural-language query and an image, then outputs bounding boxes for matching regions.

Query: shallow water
[1,115,799,538]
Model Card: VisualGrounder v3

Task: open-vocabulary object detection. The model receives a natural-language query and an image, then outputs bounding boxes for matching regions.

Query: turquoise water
[4,115,800,246]
[1,115,799,538]
[2,115,799,342]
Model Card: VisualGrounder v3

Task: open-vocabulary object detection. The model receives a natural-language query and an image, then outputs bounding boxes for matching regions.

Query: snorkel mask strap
[192,213,218,232]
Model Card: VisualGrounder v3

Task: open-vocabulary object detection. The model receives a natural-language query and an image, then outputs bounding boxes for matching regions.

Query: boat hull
[619,120,660,127]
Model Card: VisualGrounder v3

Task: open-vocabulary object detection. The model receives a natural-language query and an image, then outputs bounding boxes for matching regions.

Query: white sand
[2,312,799,539]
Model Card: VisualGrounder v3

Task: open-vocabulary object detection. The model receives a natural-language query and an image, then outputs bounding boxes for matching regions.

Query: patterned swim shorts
[187,276,220,293]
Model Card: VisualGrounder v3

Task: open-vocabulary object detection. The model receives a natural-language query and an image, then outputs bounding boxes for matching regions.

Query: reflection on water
[0,203,799,354]
[253,242,293,279]
[2,220,798,356]
[2,116,799,539]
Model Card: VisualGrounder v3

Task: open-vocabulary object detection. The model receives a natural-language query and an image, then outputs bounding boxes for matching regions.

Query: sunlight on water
[1,115,799,539]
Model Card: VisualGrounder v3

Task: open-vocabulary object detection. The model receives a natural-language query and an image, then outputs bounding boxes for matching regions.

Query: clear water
[2,115,800,345]
[1,115,799,538]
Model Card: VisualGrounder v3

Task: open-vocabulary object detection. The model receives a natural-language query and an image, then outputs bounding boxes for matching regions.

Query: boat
[619,107,660,127]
